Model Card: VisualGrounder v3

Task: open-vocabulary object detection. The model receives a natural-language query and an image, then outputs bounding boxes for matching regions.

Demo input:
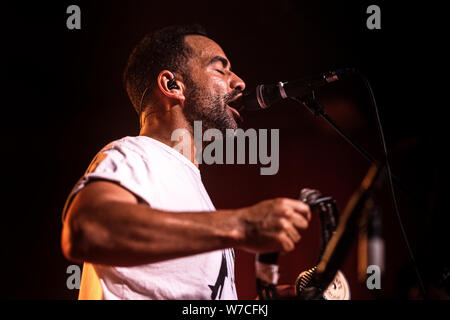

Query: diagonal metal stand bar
[291,92,427,298]
[292,96,417,201]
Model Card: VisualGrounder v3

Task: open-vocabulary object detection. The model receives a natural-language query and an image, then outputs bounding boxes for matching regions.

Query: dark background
[3,0,446,299]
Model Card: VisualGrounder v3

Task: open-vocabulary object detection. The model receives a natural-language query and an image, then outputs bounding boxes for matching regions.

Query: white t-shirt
[63,136,237,300]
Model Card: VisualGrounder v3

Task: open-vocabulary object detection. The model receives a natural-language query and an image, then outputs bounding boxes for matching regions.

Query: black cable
[291,70,427,298]
[293,95,420,203]
[358,73,427,298]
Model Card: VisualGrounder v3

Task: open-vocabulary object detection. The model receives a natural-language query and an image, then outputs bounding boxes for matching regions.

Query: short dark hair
[123,24,208,115]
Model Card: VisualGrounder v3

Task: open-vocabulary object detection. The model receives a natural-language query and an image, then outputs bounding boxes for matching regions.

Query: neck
[139,105,198,166]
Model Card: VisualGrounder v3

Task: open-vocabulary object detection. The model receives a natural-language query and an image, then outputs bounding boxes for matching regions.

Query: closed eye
[215,69,225,75]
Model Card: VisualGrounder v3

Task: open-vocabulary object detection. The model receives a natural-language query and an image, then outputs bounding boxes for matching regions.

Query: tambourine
[255,188,351,300]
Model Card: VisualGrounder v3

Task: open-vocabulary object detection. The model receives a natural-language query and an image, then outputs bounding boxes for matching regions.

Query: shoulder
[82,136,154,177]
[101,136,164,160]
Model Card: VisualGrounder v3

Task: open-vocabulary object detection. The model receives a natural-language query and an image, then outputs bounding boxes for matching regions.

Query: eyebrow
[208,56,232,71]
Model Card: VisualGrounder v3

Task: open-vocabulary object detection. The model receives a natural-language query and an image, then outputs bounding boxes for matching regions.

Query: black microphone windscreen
[299,188,323,205]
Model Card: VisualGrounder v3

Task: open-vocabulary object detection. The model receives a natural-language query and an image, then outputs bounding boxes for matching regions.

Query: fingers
[286,209,309,230]
[280,198,312,222]
[280,218,302,243]
[275,198,311,252]
[278,232,295,252]
[277,218,302,253]
[241,197,312,254]
[273,198,311,230]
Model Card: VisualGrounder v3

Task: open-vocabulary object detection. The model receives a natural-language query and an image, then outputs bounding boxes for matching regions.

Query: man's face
[181,35,246,133]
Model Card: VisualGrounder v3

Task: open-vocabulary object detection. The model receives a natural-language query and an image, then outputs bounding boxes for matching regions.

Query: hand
[236,198,311,254]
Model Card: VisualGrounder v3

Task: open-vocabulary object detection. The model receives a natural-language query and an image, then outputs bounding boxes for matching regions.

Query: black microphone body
[242,68,355,111]
[299,189,339,260]
[256,188,339,300]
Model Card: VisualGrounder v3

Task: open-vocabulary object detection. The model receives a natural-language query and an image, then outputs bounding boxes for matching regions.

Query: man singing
[61,25,311,300]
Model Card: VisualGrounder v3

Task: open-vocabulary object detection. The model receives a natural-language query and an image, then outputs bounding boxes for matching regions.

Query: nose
[230,72,246,93]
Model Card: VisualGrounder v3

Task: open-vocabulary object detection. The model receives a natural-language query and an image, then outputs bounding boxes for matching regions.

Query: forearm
[62,201,244,266]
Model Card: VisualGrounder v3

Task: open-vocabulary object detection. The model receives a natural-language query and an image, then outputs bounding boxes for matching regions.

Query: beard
[182,77,240,133]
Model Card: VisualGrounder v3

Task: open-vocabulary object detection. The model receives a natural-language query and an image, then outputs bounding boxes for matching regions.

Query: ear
[157,70,185,103]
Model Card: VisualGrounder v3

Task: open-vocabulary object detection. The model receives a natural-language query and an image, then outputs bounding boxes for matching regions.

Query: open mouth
[227,95,244,123]
[227,104,243,124]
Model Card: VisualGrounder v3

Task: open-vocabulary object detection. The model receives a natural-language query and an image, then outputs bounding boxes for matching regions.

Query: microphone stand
[297,162,384,300]
[293,95,411,199]
[291,93,427,298]
[299,95,376,162]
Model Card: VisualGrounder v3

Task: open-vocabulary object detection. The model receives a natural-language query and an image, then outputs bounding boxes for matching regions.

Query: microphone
[296,163,383,300]
[241,68,356,111]
[367,205,385,274]
[256,190,326,283]
[295,189,350,300]
[256,188,341,300]
[299,189,339,258]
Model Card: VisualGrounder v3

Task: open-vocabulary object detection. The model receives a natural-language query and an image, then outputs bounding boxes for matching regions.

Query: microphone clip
[292,92,325,117]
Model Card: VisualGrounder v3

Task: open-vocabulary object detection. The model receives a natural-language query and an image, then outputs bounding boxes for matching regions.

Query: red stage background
[3,1,444,299]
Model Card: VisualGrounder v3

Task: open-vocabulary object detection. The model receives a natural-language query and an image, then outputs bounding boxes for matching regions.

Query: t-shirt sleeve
[62,143,152,222]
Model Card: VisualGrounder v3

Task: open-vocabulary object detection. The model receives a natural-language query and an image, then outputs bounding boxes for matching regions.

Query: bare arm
[61,181,311,266]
